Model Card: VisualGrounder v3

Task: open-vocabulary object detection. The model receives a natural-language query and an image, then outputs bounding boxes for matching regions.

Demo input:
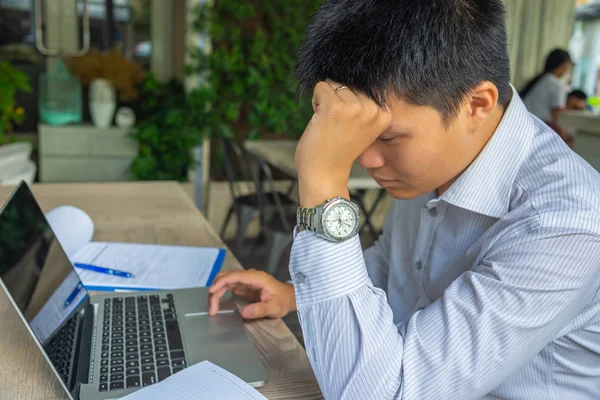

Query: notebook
[122,361,267,400]
[45,205,225,292]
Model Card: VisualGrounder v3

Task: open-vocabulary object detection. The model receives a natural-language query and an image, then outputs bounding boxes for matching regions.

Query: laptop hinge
[75,303,96,389]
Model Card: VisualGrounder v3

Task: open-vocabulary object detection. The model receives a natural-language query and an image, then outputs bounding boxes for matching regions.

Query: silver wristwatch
[296,197,360,242]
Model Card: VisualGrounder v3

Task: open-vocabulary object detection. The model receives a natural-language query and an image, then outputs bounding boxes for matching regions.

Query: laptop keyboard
[45,312,81,386]
[98,294,187,392]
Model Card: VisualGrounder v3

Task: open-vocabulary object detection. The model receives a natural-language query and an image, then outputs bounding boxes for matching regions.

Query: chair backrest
[256,159,294,232]
[218,137,294,232]
[218,137,253,200]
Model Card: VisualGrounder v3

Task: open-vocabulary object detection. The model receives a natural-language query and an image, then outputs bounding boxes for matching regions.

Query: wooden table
[244,140,386,238]
[0,182,321,399]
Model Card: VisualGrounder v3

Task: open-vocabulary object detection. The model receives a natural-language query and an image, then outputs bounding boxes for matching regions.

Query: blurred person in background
[566,89,588,112]
[521,49,573,144]
[562,89,589,148]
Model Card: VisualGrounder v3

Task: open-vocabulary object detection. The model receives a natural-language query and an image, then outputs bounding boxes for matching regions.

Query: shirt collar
[435,86,535,218]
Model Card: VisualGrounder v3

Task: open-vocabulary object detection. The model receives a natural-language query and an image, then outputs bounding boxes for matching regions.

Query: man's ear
[466,81,499,132]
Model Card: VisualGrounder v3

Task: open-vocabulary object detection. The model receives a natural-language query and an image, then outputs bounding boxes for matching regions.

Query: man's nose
[358,144,385,170]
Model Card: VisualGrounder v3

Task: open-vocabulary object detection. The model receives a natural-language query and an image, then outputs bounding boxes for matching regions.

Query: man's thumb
[242,302,277,319]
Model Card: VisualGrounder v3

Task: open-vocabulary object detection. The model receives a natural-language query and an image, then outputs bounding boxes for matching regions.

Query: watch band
[296,206,318,232]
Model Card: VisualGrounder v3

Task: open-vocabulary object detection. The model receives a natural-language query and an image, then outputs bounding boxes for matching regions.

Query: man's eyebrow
[381,122,410,136]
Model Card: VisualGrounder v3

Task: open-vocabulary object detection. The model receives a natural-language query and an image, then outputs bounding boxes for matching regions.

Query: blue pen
[74,263,134,279]
[64,282,83,308]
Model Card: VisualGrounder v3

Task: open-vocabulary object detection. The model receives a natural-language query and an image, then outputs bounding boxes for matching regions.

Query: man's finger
[241,301,281,320]
[214,272,226,280]
[312,81,339,112]
[208,286,229,316]
[209,282,244,315]
[209,270,270,294]
[232,286,260,302]
[327,80,359,104]
[241,302,267,319]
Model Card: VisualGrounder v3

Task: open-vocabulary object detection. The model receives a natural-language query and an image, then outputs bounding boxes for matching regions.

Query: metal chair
[218,138,296,259]
[255,159,297,275]
[352,188,387,240]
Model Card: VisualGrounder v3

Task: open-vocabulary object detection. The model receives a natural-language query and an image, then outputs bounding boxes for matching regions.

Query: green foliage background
[0,62,32,144]
[130,76,214,181]
[191,0,322,141]
[130,0,322,181]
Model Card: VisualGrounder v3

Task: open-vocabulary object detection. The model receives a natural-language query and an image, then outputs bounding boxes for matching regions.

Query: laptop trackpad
[181,312,267,386]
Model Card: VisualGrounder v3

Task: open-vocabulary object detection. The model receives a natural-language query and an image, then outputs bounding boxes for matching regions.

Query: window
[570,1,600,100]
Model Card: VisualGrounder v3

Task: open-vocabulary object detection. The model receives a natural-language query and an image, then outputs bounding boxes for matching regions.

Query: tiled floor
[225,233,377,347]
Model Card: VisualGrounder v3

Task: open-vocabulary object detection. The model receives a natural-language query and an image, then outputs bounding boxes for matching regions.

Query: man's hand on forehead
[295,81,392,207]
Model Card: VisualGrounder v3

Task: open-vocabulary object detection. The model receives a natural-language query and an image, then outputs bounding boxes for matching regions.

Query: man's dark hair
[568,89,588,101]
[295,0,512,125]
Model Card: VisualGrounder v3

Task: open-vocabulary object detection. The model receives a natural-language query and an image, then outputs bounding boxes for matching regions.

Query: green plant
[0,62,32,144]
[130,1,322,181]
[130,75,215,181]
[189,0,322,141]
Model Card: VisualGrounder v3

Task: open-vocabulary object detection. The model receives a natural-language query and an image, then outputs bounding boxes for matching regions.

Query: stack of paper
[45,206,225,291]
[123,361,267,400]
[72,242,225,291]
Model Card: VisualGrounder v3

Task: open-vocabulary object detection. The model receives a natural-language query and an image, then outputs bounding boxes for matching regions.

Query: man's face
[357,98,477,199]
[566,97,587,111]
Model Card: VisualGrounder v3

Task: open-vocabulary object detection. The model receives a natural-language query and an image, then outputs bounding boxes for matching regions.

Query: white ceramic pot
[89,79,116,128]
[89,78,115,103]
[89,102,116,128]
[115,107,136,128]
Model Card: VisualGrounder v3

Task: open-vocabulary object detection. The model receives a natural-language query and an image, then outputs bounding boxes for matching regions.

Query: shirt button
[415,261,423,270]
[294,273,306,284]
[428,207,438,217]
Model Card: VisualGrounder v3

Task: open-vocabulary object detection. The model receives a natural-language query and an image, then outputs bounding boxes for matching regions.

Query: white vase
[115,107,136,128]
[89,79,116,128]
[89,102,116,128]
[89,78,115,103]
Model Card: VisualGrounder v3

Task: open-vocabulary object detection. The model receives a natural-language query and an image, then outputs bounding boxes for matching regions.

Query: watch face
[323,202,359,240]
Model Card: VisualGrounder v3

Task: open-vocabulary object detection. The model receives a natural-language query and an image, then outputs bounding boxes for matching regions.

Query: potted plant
[67,49,145,128]
[0,62,31,145]
[128,1,321,182]
[129,74,215,181]
[188,1,320,180]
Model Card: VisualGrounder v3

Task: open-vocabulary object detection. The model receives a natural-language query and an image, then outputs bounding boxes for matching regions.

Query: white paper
[29,270,88,344]
[123,361,267,400]
[72,242,223,290]
[45,206,94,259]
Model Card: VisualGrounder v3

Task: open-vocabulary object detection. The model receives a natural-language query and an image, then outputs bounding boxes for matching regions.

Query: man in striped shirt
[210,0,600,398]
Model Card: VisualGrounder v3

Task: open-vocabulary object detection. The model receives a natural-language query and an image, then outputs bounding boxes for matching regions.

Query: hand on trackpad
[185,297,237,318]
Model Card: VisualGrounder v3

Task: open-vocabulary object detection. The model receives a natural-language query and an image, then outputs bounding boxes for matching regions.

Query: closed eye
[379,137,395,143]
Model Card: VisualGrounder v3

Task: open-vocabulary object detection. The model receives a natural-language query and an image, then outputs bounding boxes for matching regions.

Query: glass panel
[0,183,89,345]
[570,20,600,99]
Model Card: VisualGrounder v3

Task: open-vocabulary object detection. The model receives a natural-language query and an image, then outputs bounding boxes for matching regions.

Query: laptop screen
[0,182,89,345]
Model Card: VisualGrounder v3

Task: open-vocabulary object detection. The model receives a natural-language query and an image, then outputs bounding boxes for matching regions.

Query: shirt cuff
[289,230,370,307]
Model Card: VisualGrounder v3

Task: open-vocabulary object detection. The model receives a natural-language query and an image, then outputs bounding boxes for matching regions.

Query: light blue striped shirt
[289,89,600,399]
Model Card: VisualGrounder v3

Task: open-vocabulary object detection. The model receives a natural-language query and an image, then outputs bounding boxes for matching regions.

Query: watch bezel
[321,197,360,241]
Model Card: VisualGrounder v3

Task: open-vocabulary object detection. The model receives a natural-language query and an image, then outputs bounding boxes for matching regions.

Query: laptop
[0,182,267,399]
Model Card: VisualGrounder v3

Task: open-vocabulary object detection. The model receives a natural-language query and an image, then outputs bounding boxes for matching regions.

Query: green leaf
[131,0,322,180]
